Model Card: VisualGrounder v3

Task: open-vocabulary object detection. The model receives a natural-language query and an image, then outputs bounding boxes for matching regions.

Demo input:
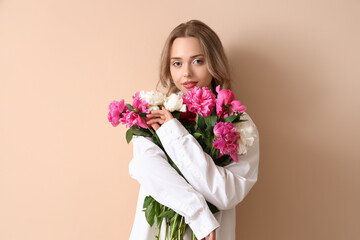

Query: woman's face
[169,37,213,93]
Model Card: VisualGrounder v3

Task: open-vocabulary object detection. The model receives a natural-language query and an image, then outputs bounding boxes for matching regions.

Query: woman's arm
[129,135,219,239]
[155,113,260,211]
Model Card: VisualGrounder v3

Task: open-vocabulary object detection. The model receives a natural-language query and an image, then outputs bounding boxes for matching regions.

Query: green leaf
[126,128,134,144]
[153,201,161,226]
[184,124,196,135]
[139,112,147,117]
[125,127,152,143]
[127,104,134,111]
[196,114,205,130]
[143,196,154,208]
[231,118,248,124]
[215,148,220,159]
[172,111,181,119]
[131,127,152,137]
[212,105,217,116]
[205,126,213,136]
[158,209,176,218]
[214,155,233,167]
[152,134,162,147]
[224,115,238,123]
[193,132,203,139]
[145,201,155,226]
[205,115,217,127]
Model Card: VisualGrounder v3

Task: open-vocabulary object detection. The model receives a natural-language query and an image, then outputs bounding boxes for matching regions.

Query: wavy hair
[157,20,231,95]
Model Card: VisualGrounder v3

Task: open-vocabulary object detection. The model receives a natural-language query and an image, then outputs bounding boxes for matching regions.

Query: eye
[193,59,203,64]
[172,61,181,67]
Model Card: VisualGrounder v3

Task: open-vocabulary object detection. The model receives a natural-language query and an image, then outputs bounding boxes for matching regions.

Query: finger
[161,107,173,116]
[147,114,167,120]
[151,123,160,131]
[150,109,166,114]
[147,118,165,125]
[209,230,216,240]
[160,107,174,118]
[147,113,163,117]
[149,109,172,117]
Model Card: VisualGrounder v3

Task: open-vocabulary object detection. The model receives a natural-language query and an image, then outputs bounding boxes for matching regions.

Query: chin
[178,87,188,93]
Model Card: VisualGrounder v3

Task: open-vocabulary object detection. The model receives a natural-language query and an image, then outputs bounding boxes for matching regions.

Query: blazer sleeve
[155,113,260,211]
[129,135,219,240]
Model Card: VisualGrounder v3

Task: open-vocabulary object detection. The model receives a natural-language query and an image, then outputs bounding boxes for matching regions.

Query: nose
[183,63,192,77]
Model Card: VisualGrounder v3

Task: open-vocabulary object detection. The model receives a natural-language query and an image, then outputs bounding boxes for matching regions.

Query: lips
[182,81,198,89]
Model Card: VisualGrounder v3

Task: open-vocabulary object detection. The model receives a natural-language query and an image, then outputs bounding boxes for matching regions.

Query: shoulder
[242,111,256,124]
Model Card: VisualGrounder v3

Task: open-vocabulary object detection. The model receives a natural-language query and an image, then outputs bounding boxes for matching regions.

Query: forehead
[170,37,204,57]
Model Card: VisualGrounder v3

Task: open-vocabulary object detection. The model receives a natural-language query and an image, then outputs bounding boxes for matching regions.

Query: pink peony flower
[107,99,126,127]
[183,86,216,117]
[121,111,148,128]
[132,92,149,114]
[120,92,150,129]
[213,122,240,162]
[215,86,246,118]
[230,100,247,113]
[216,85,234,106]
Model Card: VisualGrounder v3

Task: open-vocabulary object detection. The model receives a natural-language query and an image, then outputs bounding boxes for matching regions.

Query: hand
[201,229,216,240]
[146,107,174,131]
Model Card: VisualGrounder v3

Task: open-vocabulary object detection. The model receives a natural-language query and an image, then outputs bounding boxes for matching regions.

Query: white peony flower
[164,93,186,112]
[139,91,165,106]
[234,119,257,155]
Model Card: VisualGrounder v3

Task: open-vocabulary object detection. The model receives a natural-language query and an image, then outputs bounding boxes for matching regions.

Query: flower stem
[156,206,166,239]
[191,231,197,240]
[165,219,169,240]
[165,218,169,240]
[141,117,155,135]
[170,213,178,239]
[156,222,161,240]
[180,224,187,239]
[210,146,216,158]
[178,216,183,239]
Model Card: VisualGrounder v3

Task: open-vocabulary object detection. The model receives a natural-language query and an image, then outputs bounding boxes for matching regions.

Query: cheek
[199,68,213,82]
[170,68,176,77]
[170,69,181,87]
[170,69,178,82]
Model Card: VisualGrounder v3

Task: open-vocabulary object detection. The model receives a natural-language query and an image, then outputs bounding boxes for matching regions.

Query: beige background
[1,0,359,239]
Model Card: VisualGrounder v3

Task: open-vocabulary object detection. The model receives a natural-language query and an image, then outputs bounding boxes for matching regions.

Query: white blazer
[129,112,259,240]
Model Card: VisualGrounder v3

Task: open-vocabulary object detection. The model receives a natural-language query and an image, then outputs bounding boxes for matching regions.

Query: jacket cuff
[156,118,188,144]
[187,209,220,239]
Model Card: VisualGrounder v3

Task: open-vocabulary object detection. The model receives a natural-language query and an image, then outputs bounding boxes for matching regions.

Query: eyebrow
[170,54,204,60]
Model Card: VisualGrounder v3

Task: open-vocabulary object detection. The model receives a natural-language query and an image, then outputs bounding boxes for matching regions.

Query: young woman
[129,20,259,240]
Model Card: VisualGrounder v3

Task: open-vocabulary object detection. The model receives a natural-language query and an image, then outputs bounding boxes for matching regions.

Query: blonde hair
[157,20,231,96]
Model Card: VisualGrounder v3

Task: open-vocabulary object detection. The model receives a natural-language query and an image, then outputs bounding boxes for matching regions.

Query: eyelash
[172,59,204,67]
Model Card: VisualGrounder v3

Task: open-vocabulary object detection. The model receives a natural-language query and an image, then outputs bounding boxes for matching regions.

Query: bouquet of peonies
[108,86,256,240]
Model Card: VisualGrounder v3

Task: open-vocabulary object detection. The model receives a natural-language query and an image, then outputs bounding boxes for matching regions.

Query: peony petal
[231,100,246,113]
[230,153,239,162]
[137,116,148,128]
[216,85,221,93]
